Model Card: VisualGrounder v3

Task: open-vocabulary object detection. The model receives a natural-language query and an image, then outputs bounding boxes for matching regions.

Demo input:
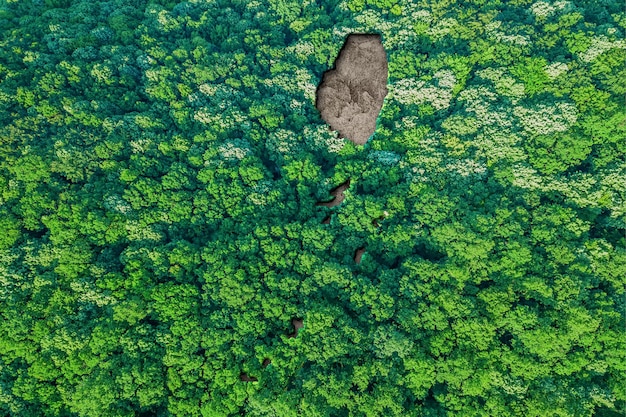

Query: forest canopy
[0,0,625,416]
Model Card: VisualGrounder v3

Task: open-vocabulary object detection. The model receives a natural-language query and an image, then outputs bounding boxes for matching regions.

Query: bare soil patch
[354,247,366,264]
[316,179,351,208]
[240,373,258,382]
[288,318,304,338]
[316,34,388,145]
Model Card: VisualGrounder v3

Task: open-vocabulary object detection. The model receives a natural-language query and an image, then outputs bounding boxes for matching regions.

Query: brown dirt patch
[288,318,304,338]
[240,373,258,382]
[354,247,366,264]
[316,34,388,145]
[316,179,351,208]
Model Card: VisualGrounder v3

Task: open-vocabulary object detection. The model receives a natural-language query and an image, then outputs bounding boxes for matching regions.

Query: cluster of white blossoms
[391,70,456,111]
[513,101,578,135]
[530,0,573,19]
[391,78,425,103]
[494,32,530,47]
[289,98,304,110]
[404,165,427,183]
[476,67,525,103]
[302,124,345,153]
[294,69,318,103]
[333,26,360,39]
[347,8,434,50]
[194,107,249,130]
[198,83,244,108]
[544,61,569,78]
[248,180,274,206]
[325,135,346,153]
[417,84,453,111]
[455,83,531,168]
[132,113,164,130]
[390,28,417,48]
[458,85,499,107]
[197,83,247,128]
[353,10,395,34]
[445,159,488,178]
[393,115,422,131]
[542,170,625,222]
[401,132,447,182]
[427,17,459,40]
[511,163,544,189]
[485,21,531,47]
[218,139,252,161]
[545,173,602,208]
[401,130,488,184]
[70,280,115,307]
[286,40,315,61]
[434,69,457,89]
[346,6,432,48]
[578,35,626,63]
[263,75,312,102]
[186,91,204,106]
[266,128,297,155]
[473,128,527,164]
[129,138,151,154]
[409,9,433,24]
[104,194,133,215]
[530,1,558,19]
[504,162,626,210]
[458,86,515,130]
[126,220,163,242]
[492,373,529,396]
[263,74,290,90]
[198,83,217,96]
[265,68,317,103]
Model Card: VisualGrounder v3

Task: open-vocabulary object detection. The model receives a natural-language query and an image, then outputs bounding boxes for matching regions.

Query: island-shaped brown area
[354,247,366,264]
[316,34,388,145]
[240,373,258,382]
[316,179,351,208]
[287,318,304,338]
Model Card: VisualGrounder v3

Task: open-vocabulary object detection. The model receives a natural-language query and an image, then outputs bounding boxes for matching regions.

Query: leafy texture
[316,34,388,145]
[0,0,624,416]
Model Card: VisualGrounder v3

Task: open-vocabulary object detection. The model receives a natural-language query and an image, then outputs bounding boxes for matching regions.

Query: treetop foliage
[0,0,624,416]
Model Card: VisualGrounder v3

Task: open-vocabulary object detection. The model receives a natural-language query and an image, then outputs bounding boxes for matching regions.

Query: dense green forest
[0,0,625,415]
